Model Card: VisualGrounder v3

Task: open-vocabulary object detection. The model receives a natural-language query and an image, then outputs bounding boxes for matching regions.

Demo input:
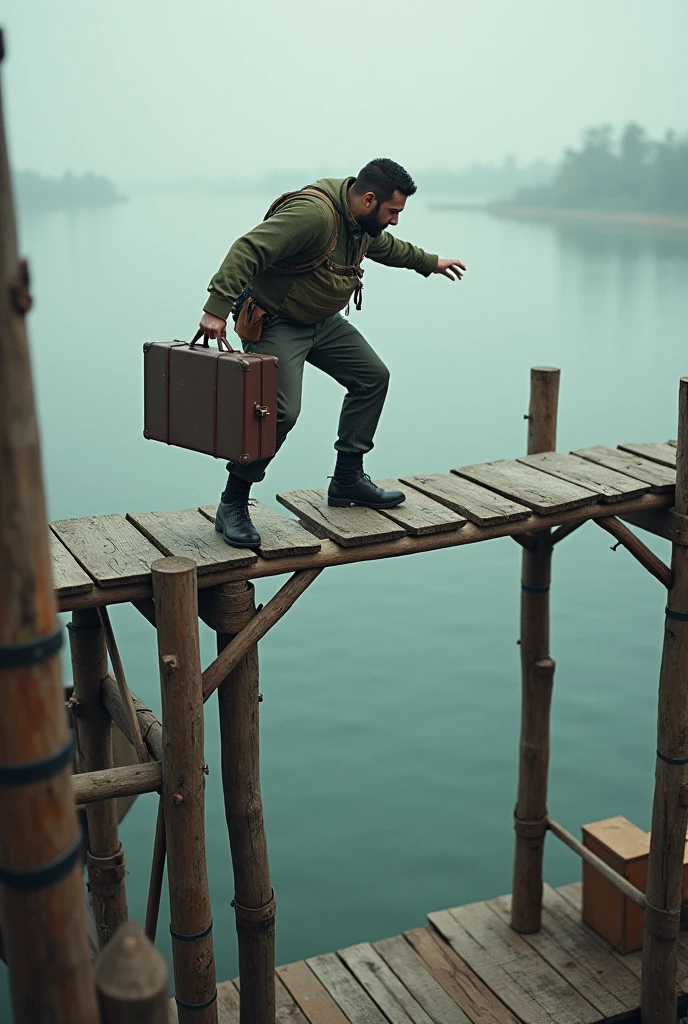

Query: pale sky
[3,0,687,181]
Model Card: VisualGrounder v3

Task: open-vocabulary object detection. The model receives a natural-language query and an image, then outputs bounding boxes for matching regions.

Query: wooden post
[0,29,99,1023]
[152,557,217,1024]
[95,919,168,1023]
[511,366,560,934]
[640,377,688,1023]
[69,607,128,947]
[208,581,276,1024]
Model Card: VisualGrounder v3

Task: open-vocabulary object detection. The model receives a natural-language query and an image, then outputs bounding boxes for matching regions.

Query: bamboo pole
[152,556,217,1024]
[546,819,646,907]
[69,608,128,946]
[95,920,168,1023]
[595,516,673,589]
[72,760,162,807]
[98,606,148,764]
[144,796,167,942]
[212,581,276,1024]
[640,377,688,1023]
[511,366,560,934]
[102,673,163,762]
[0,30,99,1023]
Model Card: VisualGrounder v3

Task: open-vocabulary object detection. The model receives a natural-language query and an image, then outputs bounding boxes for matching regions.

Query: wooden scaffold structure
[3,28,688,1024]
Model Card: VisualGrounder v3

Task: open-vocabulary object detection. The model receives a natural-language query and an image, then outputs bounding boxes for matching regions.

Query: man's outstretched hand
[198,311,228,341]
[433,257,466,281]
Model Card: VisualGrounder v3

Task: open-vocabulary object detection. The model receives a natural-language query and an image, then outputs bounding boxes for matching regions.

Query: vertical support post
[213,581,276,1024]
[640,377,688,1023]
[69,607,128,948]
[152,556,217,1024]
[95,920,169,1023]
[0,29,99,1023]
[511,366,560,934]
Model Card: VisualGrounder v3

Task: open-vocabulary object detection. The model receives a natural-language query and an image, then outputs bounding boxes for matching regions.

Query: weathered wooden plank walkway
[168,882,688,1023]
[50,439,678,612]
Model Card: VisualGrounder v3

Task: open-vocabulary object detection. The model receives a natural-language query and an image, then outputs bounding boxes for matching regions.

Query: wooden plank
[277,490,406,548]
[400,473,531,526]
[374,480,466,536]
[402,927,519,1024]
[490,887,638,1016]
[278,961,350,1024]
[518,452,649,503]
[127,508,257,572]
[669,440,677,447]
[452,460,597,515]
[199,501,322,559]
[617,443,677,468]
[49,531,93,596]
[573,446,676,492]
[50,514,163,587]
[430,901,598,1024]
[274,975,312,1024]
[307,952,390,1023]
[374,933,474,1024]
[338,942,436,1024]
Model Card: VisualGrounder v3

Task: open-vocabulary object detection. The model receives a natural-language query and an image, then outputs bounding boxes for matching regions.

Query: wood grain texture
[518,451,650,503]
[372,480,466,536]
[95,921,168,1023]
[618,442,677,467]
[372,934,472,1024]
[127,508,257,572]
[50,532,93,595]
[401,928,517,1024]
[307,953,389,1023]
[72,760,162,807]
[573,446,676,492]
[199,502,321,559]
[277,961,350,1023]
[337,942,435,1024]
[453,460,597,514]
[401,473,530,526]
[51,514,163,586]
[277,490,406,547]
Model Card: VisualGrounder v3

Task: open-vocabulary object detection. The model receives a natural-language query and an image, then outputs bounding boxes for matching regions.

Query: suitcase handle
[190,328,234,353]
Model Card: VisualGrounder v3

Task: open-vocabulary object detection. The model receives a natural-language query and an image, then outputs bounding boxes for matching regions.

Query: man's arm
[200,198,332,337]
[366,233,466,283]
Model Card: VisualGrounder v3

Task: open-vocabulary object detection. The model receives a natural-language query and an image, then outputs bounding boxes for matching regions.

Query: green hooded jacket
[203,176,438,325]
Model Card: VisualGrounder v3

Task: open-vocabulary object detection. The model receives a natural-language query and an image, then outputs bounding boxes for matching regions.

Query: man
[198,157,465,548]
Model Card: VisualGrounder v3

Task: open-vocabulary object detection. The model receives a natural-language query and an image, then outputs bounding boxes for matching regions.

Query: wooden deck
[170,882,688,1024]
[51,441,678,612]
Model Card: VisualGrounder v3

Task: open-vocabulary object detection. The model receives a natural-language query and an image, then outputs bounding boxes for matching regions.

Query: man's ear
[362,191,377,210]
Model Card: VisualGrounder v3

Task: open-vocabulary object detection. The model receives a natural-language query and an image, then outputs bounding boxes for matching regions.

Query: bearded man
[198,157,465,548]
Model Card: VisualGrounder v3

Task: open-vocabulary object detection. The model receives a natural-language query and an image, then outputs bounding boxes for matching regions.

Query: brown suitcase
[143,336,279,464]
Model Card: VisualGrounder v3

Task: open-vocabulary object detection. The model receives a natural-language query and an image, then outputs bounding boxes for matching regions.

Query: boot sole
[215,519,261,548]
[327,495,406,509]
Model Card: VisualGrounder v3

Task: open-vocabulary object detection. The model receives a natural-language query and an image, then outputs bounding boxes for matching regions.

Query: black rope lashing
[170,919,213,942]
[0,830,83,891]
[665,607,688,622]
[0,735,73,786]
[175,991,218,1012]
[657,749,688,766]
[521,584,550,594]
[0,625,63,669]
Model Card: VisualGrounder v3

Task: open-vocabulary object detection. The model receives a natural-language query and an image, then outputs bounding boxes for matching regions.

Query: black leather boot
[215,476,261,548]
[328,473,405,509]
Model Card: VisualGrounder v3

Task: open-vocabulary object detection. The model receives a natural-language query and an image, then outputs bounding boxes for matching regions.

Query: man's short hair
[351,158,417,202]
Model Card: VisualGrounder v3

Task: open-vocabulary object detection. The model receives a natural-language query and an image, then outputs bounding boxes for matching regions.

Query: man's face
[357,189,407,237]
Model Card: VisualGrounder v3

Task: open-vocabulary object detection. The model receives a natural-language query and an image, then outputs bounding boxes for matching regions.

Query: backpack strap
[264,188,340,276]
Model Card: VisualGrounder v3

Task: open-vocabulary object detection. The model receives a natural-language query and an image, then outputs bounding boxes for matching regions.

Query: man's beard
[357,207,387,237]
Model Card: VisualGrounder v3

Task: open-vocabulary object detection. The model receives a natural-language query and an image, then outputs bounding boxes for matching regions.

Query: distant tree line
[511,124,688,214]
[15,170,124,209]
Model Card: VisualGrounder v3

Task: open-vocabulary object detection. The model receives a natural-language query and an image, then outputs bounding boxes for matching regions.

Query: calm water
[2,190,688,1015]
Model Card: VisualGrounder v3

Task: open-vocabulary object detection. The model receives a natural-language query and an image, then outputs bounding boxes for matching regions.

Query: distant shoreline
[433,201,688,232]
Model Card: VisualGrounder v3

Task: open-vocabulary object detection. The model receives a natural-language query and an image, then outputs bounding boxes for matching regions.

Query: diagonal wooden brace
[595,516,673,589]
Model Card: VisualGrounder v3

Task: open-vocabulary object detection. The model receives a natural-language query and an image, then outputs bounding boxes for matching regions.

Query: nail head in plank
[401,927,516,1024]
[277,490,406,547]
[573,446,676,492]
[453,460,597,515]
[51,514,163,587]
[373,934,473,1024]
[49,530,94,596]
[401,472,530,526]
[617,442,677,468]
[307,952,390,1023]
[277,961,350,1024]
[127,508,257,572]
[489,889,634,1016]
[374,480,466,536]
[199,501,321,559]
[338,942,435,1024]
[518,451,650,503]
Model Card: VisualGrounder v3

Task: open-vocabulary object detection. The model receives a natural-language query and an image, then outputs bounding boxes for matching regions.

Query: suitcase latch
[254,404,270,419]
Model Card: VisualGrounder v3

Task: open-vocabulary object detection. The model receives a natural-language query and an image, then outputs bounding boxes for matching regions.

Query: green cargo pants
[228,312,390,483]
